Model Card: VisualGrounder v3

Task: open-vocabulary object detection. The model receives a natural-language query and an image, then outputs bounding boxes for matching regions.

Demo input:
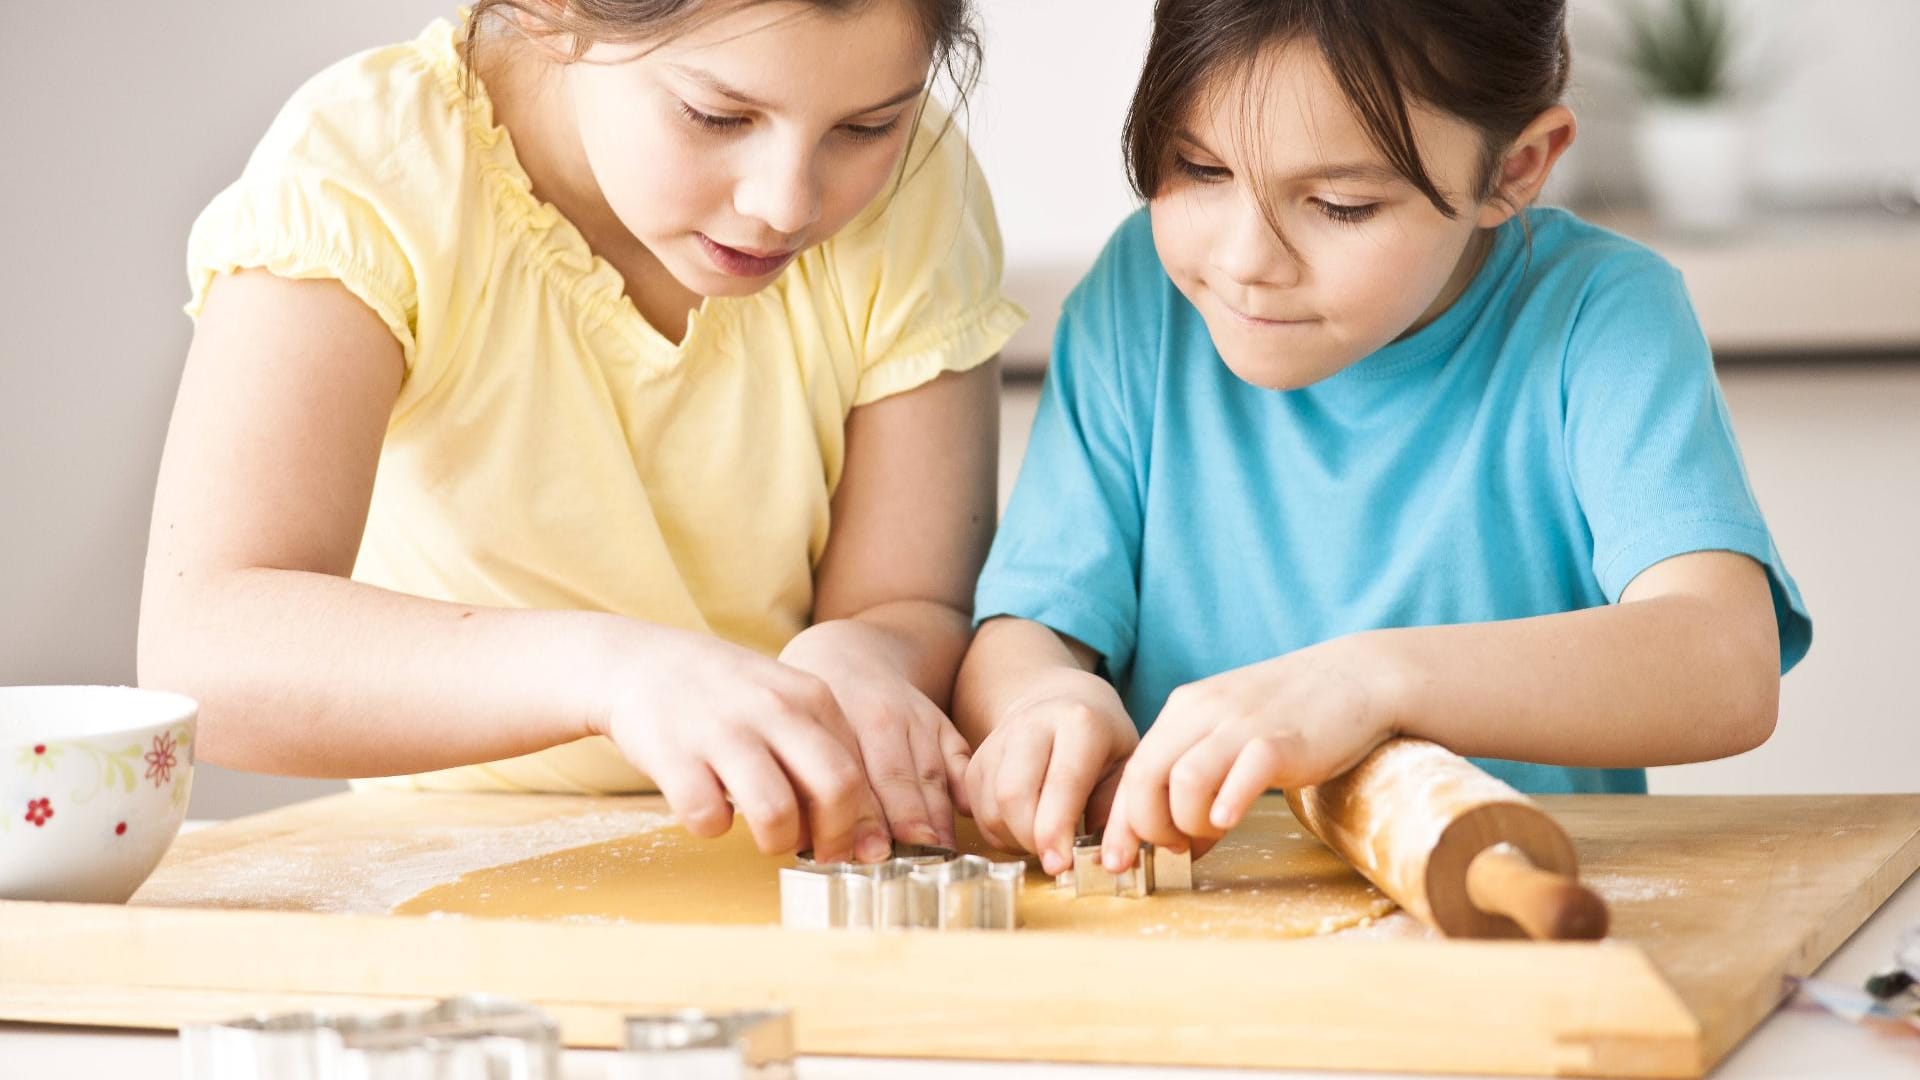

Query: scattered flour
[135,809,671,915]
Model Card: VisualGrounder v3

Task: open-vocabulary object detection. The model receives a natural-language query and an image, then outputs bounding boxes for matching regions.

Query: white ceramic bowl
[0,685,198,903]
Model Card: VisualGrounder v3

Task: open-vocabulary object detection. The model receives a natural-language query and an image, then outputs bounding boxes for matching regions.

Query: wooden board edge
[1695,821,1920,1069]
[0,902,1704,1077]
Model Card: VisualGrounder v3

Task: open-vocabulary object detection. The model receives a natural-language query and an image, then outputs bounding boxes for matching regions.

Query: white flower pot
[1634,101,1751,235]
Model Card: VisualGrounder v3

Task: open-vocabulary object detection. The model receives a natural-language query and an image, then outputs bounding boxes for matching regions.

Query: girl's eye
[1315,199,1381,224]
[841,118,901,143]
[678,102,748,133]
[1173,155,1231,184]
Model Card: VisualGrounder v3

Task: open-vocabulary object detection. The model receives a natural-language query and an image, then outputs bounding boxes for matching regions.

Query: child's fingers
[904,706,958,849]
[1168,730,1241,840]
[653,754,735,840]
[939,721,974,819]
[1121,692,1221,851]
[764,718,890,864]
[1031,720,1109,876]
[965,746,1019,853]
[991,722,1054,855]
[1114,741,1198,854]
[708,739,803,854]
[1209,734,1291,833]
[1085,769,1123,835]
[857,717,941,849]
[1099,784,1144,873]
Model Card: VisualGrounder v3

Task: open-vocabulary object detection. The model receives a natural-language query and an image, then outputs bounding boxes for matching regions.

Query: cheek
[1320,224,1457,320]
[1146,196,1213,293]
[598,130,715,222]
[569,87,718,230]
[814,142,912,234]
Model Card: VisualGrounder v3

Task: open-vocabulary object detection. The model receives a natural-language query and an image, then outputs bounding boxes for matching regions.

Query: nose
[732,137,822,239]
[1208,193,1300,290]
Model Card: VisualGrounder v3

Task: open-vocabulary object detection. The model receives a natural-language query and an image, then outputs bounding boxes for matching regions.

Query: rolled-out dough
[395,801,1398,939]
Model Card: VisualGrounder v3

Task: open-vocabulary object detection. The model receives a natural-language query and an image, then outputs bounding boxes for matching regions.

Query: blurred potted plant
[1625,0,1748,233]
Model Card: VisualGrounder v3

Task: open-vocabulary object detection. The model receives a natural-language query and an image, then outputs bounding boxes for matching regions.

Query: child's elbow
[1721,616,1782,757]
[1728,670,1780,756]
[136,595,246,770]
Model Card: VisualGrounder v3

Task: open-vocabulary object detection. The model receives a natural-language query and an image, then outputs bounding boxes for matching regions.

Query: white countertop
[6,850,1916,1079]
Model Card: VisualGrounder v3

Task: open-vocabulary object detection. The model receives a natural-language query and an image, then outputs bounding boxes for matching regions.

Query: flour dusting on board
[135,809,672,914]
[1583,873,1685,904]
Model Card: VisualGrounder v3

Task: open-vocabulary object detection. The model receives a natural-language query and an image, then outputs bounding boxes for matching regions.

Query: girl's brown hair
[462,0,981,114]
[1124,0,1570,220]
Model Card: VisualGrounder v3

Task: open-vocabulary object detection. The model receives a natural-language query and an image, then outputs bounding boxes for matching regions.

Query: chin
[651,256,745,299]
[1215,347,1351,392]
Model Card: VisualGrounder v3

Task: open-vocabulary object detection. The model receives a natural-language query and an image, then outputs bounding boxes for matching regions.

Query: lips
[698,234,797,278]
[1221,298,1317,328]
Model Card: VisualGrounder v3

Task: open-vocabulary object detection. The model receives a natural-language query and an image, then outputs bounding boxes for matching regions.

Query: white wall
[2,1,1914,815]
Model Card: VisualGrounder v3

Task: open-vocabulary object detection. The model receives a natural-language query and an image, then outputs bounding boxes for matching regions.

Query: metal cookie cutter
[1056,836,1194,898]
[181,994,560,1080]
[779,843,1023,930]
[612,1008,796,1080]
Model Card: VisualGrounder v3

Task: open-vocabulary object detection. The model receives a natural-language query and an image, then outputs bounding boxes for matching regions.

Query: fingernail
[1041,851,1064,876]
[1103,848,1127,873]
[857,833,892,863]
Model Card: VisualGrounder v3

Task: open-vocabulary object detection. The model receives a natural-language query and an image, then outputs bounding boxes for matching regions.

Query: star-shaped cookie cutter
[778,843,1023,930]
[617,1008,795,1079]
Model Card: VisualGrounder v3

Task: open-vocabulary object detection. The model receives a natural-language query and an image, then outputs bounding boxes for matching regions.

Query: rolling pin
[1285,738,1610,941]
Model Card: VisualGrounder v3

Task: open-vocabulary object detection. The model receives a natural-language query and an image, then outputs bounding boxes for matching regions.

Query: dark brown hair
[1124,0,1570,220]
[462,0,981,115]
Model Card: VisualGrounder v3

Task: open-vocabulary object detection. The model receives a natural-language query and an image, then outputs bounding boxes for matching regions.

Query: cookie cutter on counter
[181,994,561,1079]
[613,1008,796,1079]
[185,998,798,1079]
[1056,836,1193,899]
[779,843,1023,930]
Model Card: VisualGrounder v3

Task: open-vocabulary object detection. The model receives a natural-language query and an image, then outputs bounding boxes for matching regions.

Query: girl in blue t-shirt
[954,0,1810,878]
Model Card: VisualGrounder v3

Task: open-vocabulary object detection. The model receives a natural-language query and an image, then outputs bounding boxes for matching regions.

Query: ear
[1475,105,1577,228]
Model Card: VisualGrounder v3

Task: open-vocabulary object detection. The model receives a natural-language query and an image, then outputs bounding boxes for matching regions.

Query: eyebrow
[1174,130,1404,186]
[670,64,925,116]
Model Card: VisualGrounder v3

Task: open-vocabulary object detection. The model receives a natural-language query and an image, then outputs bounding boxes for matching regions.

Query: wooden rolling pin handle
[1464,843,1610,941]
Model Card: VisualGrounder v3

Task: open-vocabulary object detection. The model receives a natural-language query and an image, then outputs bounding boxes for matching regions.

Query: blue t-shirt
[976,207,1810,794]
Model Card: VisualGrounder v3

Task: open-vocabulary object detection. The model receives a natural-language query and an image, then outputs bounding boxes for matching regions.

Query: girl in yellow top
[138,0,1024,866]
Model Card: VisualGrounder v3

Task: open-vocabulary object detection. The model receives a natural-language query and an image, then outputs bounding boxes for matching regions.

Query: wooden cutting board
[1,790,1916,1078]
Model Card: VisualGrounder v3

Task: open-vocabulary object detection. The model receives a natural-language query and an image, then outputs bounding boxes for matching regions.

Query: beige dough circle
[396,801,1396,939]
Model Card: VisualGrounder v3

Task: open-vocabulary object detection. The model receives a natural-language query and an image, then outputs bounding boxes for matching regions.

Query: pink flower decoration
[25,798,52,827]
[145,731,178,788]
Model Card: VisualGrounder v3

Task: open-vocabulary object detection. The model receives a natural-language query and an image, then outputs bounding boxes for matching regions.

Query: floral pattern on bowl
[1,686,198,903]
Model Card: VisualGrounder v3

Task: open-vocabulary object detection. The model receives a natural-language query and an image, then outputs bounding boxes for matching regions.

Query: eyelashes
[840,119,901,142]
[676,102,900,143]
[678,102,748,132]
[1171,155,1384,225]
[1173,155,1232,184]
[1315,200,1381,224]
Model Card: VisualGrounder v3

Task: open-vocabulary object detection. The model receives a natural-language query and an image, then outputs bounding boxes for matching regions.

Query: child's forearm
[813,599,974,708]
[138,565,630,777]
[1364,593,1780,768]
[952,617,1099,747]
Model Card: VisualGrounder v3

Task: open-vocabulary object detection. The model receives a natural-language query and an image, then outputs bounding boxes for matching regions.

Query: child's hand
[598,625,891,865]
[1101,636,1400,871]
[965,668,1138,875]
[779,622,973,850]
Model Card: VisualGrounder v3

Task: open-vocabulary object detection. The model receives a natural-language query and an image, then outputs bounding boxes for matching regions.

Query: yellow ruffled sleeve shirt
[183,16,1026,793]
